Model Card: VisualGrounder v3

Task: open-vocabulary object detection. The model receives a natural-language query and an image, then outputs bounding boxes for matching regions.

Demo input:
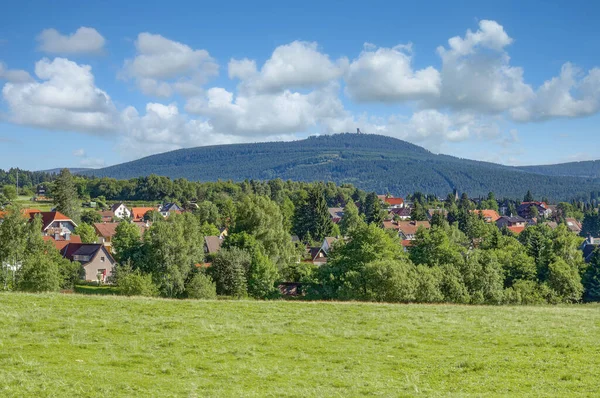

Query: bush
[186,272,217,299]
[16,255,61,292]
[118,270,159,297]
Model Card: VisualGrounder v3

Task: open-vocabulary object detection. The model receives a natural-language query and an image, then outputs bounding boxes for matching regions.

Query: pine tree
[293,185,333,242]
[524,190,534,203]
[363,192,383,225]
[54,169,80,223]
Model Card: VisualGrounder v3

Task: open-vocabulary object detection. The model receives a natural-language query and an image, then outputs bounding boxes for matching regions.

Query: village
[1,186,596,288]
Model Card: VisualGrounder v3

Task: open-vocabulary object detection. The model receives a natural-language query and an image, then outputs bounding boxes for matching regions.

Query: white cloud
[511,63,600,121]
[79,157,106,168]
[73,148,86,157]
[229,41,347,93]
[2,57,116,134]
[186,83,347,136]
[37,27,105,54]
[345,43,441,102]
[434,20,534,113]
[0,62,33,83]
[122,33,218,97]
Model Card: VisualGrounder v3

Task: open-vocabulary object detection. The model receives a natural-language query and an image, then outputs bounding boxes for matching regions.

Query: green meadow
[0,293,599,397]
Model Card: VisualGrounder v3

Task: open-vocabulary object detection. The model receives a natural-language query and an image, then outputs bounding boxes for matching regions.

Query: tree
[363,259,418,302]
[2,185,17,200]
[319,223,406,299]
[81,210,102,224]
[293,185,333,242]
[194,201,220,226]
[524,190,534,203]
[54,169,81,223]
[112,222,142,264]
[141,213,204,297]
[583,250,600,302]
[362,192,383,225]
[16,254,61,292]
[529,205,539,219]
[546,257,583,302]
[209,247,251,297]
[410,202,428,221]
[186,272,217,299]
[75,223,97,243]
[339,201,362,235]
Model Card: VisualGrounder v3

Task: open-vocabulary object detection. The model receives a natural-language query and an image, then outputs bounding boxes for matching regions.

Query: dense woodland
[2,169,600,304]
[67,134,600,201]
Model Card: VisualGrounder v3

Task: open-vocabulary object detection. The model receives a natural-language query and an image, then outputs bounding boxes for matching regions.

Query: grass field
[13,195,54,211]
[0,294,599,397]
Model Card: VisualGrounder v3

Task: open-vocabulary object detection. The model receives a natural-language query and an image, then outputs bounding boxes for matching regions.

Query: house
[383,220,430,240]
[159,203,183,217]
[543,221,559,230]
[110,203,131,219]
[36,185,47,196]
[93,222,150,249]
[43,234,82,251]
[517,202,552,219]
[427,208,448,220]
[565,218,582,234]
[496,216,527,229]
[306,246,327,265]
[328,207,344,224]
[401,239,413,252]
[61,243,116,282]
[390,207,412,220]
[471,209,501,223]
[99,210,114,222]
[204,236,223,255]
[131,207,157,222]
[219,227,228,240]
[384,197,405,209]
[321,237,339,254]
[581,236,599,263]
[30,211,77,238]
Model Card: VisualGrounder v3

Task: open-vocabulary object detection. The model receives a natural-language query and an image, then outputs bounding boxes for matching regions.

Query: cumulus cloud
[511,63,600,121]
[122,33,218,97]
[434,20,534,113]
[0,62,32,83]
[37,27,106,54]
[345,43,441,102]
[186,82,348,136]
[229,41,347,93]
[2,57,116,133]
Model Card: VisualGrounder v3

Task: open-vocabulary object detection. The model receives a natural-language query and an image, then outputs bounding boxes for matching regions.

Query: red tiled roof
[44,235,82,251]
[471,209,501,222]
[29,211,76,230]
[131,207,156,220]
[508,225,526,235]
[401,239,413,247]
[384,197,404,206]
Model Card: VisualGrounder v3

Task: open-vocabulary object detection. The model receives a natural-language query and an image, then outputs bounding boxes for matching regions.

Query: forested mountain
[517,161,600,178]
[80,133,600,201]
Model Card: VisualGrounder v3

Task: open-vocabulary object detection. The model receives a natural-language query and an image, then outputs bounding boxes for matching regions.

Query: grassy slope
[1,294,599,397]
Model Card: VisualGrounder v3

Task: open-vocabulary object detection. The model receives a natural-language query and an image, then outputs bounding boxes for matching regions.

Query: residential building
[159,203,183,217]
[496,216,527,229]
[384,197,405,209]
[30,211,77,238]
[383,220,430,240]
[110,203,131,219]
[321,237,339,254]
[581,236,599,263]
[61,243,116,282]
[517,202,552,219]
[131,207,157,222]
[471,209,501,223]
[328,207,344,224]
[93,222,150,249]
[204,236,223,255]
[390,207,412,220]
[565,218,582,234]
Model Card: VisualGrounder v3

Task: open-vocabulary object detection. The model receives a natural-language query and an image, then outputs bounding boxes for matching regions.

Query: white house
[110,203,131,219]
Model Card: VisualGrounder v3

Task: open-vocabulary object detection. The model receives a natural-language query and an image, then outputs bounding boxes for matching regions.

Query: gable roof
[29,211,77,230]
[565,218,582,233]
[94,221,150,238]
[204,236,223,254]
[110,203,125,212]
[507,225,526,235]
[384,220,430,235]
[43,235,82,251]
[384,197,404,206]
[471,209,501,222]
[131,207,156,220]
[61,243,113,266]
[390,207,412,217]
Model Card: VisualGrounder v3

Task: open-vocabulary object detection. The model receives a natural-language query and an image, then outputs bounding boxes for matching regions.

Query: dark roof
[110,203,124,212]
[390,207,412,217]
[328,207,344,219]
[162,203,182,212]
[61,243,107,265]
[583,244,598,262]
[497,216,526,223]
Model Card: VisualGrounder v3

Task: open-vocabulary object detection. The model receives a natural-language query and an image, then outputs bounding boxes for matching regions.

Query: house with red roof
[471,209,501,223]
[29,211,77,238]
[384,197,405,209]
[131,207,158,221]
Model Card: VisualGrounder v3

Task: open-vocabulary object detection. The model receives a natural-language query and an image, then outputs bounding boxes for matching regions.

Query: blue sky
[1,0,599,170]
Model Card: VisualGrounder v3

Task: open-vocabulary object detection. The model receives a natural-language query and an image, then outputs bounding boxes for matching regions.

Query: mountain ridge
[81,133,600,201]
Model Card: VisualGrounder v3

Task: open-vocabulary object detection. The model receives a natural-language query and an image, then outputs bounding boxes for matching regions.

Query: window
[100,256,105,262]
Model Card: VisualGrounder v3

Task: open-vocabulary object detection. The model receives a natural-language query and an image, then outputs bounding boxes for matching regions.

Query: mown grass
[0,294,599,397]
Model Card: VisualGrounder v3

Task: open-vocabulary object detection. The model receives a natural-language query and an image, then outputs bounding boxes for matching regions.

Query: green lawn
[0,294,599,397]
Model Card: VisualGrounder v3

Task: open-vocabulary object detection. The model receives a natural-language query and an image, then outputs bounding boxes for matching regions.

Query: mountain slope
[517,160,600,178]
[84,134,600,201]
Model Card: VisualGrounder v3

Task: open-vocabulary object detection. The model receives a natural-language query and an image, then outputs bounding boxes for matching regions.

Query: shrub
[118,270,158,297]
[186,272,217,299]
[16,255,61,293]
